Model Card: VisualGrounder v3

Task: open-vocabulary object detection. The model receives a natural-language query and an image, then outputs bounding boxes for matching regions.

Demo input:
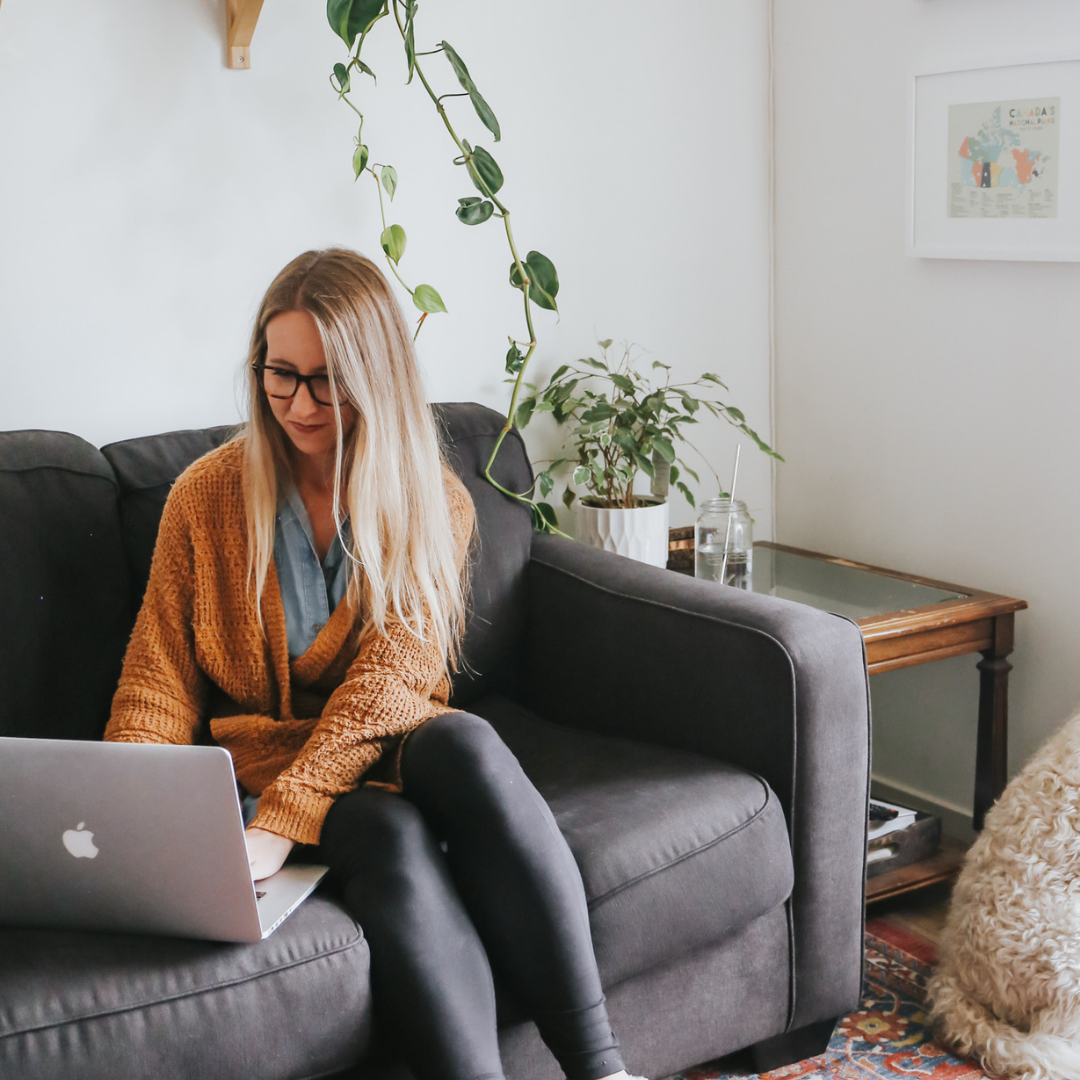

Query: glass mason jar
[695,498,753,589]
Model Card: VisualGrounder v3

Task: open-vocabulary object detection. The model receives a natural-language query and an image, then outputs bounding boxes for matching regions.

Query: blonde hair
[242,248,469,669]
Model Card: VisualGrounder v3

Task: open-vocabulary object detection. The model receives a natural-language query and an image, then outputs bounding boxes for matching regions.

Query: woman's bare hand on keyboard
[244,827,295,881]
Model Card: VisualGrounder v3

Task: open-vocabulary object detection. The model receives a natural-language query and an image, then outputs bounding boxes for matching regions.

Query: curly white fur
[927,713,1080,1079]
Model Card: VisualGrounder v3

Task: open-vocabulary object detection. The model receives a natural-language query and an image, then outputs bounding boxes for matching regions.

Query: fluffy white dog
[927,714,1080,1079]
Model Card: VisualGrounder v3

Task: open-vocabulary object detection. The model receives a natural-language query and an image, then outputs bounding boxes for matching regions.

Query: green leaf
[412,284,447,314]
[538,471,554,498]
[573,465,591,487]
[675,388,699,413]
[505,344,524,375]
[326,0,385,47]
[651,434,675,463]
[508,250,559,311]
[701,373,729,388]
[455,197,495,225]
[356,58,377,81]
[333,63,351,93]
[579,356,607,371]
[631,452,655,480]
[562,487,577,509]
[514,397,535,429]
[581,402,616,422]
[610,373,634,393]
[597,338,613,350]
[534,401,554,413]
[652,360,671,370]
[675,481,695,507]
[352,142,369,179]
[380,165,397,200]
[669,465,680,484]
[463,142,504,196]
[531,502,559,531]
[440,41,501,142]
[727,406,745,421]
[380,224,406,264]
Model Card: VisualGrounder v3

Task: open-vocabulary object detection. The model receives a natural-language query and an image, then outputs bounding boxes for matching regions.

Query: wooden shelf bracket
[226,0,265,70]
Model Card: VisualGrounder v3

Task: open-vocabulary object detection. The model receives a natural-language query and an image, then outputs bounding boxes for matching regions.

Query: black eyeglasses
[252,363,348,407]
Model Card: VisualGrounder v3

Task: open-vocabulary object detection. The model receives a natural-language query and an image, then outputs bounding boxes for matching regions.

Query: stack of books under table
[867,797,942,879]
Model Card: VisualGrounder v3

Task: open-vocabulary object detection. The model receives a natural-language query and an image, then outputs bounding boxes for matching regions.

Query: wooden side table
[669,533,1028,902]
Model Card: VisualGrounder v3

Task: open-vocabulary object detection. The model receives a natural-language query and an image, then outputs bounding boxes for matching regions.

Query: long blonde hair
[242,248,469,669]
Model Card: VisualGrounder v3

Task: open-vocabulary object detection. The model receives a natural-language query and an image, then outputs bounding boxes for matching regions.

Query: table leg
[974,613,1014,831]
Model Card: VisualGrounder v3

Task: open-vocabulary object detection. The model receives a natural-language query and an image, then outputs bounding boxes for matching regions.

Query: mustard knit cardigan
[104,439,475,846]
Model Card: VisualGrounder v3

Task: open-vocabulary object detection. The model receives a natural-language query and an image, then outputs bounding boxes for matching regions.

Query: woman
[105,249,639,1080]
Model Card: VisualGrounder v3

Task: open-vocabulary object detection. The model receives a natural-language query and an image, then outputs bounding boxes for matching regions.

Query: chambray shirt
[244,490,351,826]
[272,487,352,660]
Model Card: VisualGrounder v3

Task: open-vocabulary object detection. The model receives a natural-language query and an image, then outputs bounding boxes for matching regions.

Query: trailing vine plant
[326,0,563,529]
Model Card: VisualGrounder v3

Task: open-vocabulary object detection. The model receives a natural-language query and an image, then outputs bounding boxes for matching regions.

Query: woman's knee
[321,788,431,881]
[405,712,520,799]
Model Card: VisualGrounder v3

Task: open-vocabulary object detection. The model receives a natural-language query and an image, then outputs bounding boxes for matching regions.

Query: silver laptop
[0,738,328,943]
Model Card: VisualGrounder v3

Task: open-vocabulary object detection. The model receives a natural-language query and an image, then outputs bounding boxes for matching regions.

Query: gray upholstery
[0,403,871,1080]
[0,431,131,742]
[474,695,794,986]
[0,898,370,1080]
[523,533,873,1031]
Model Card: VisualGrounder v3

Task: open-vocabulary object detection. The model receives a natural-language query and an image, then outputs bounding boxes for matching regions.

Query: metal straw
[719,445,741,585]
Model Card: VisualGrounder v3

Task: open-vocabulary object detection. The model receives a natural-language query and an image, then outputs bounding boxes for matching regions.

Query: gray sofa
[0,402,872,1080]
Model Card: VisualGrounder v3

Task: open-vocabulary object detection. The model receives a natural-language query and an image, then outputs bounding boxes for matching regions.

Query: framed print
[909,56,1080,261]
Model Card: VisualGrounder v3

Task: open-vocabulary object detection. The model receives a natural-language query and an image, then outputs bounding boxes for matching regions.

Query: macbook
[0,737,328,943]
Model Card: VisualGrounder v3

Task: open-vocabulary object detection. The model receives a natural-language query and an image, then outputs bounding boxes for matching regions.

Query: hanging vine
[327,0,562,529]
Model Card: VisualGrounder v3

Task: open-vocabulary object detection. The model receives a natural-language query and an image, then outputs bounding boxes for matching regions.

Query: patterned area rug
[667,920,987,1080]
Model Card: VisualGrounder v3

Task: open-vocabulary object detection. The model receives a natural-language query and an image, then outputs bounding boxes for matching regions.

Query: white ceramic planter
[575,499,670,568]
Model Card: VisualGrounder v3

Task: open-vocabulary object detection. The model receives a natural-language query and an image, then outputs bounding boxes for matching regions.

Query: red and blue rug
[669,920,986,1080]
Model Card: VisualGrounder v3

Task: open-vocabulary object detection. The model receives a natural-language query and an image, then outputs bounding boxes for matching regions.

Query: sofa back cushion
[0,431,132,740]
[432,403,533,704]
[100,403,534,706]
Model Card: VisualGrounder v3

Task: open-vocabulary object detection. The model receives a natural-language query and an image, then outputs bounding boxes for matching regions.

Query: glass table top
[750,545,968,621]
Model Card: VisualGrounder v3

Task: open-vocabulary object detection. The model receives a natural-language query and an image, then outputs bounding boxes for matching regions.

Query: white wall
[0,0,774,535]
[773,0,1080,825]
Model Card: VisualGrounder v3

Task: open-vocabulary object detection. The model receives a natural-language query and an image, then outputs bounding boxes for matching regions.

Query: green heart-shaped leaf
[439,42,501,142]
[352,142,369,179]
[380,224,406,264]
[464,143,504,196]
[332,63,350,93]
[326,0,385,47]
[413,284,447,314]
[381,165,397,200]
[508,250,559,311]
[456,199,494,225]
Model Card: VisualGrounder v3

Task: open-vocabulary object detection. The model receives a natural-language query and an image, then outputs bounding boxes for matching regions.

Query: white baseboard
[870,775,976,845]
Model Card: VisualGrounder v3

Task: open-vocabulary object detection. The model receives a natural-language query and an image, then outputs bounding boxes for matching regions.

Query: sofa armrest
[523,532,871,1032]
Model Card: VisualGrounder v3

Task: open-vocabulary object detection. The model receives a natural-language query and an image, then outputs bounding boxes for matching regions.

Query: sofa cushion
[471,695,795,986]
[0,431,132,742]
[0,895,370,1080]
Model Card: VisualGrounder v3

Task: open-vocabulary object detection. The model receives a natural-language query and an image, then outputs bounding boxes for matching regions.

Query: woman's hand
[244,826,296,881]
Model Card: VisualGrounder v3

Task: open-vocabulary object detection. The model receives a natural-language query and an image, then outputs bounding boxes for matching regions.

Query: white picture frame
[909,55,1080,261]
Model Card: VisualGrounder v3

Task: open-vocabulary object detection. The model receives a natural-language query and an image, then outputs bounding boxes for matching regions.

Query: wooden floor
[868,878,953,947]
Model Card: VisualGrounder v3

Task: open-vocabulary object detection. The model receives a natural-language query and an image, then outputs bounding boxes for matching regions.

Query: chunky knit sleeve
[104,487,209,746]
[252,475,476,845]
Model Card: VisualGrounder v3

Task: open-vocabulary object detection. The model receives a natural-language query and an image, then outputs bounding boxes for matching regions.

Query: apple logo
[62,822,99,859]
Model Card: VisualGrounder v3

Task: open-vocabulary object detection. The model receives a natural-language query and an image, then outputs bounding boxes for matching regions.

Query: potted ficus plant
[515,341,781,566]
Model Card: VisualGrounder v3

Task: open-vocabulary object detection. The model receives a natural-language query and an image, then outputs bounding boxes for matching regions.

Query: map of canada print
[948,97,1059,219]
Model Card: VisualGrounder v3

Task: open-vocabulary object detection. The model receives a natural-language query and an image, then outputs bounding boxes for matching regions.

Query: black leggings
[318,711,625,1080]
